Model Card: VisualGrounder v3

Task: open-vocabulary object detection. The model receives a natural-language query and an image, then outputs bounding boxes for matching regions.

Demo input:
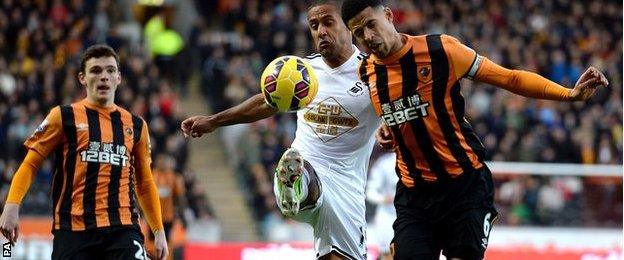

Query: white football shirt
[291,46,380,195]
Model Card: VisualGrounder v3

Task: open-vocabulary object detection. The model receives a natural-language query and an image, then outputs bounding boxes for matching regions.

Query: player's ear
[116,70,121,84]
[78,71,86,86]
[384,6,394,23]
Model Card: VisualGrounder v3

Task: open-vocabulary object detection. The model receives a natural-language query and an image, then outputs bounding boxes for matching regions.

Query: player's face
[79,56,121,106]
[347,6,398,58]
[307,4,352,60]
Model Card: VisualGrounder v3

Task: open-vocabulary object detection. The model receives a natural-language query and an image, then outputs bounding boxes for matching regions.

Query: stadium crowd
[189,0,622,238]
[0,0,620,245]
[0,0,214,240]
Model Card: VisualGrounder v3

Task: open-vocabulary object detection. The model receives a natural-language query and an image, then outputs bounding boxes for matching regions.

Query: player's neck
[385,34,406,58]
[323,45,354,69]
[86,96,115,108]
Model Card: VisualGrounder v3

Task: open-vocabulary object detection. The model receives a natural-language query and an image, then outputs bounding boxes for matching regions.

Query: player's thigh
[314,175,367,260]
[103,227,147,260]
[441,206,498,260]
[391,220,441,260]
[391,185,443,260]
[52,230,101,260]
[442,167,498,260]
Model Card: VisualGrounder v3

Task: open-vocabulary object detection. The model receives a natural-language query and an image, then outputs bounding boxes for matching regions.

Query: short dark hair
[79,44,120,73]
[308,0,342,10]
[341,0,383,25]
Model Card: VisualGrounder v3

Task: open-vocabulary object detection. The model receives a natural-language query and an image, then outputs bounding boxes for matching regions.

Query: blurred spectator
[148,153,186,259]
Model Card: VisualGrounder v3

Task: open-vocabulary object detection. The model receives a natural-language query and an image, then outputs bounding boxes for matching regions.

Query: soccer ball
[260,55,318,112]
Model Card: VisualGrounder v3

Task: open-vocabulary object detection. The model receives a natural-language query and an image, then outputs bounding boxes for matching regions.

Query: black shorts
[391,166,498,260]
[52,226,146,260]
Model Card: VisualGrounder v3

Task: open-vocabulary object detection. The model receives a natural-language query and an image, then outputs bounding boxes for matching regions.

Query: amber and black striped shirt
[359,34,486,188]
[23,99,152,231]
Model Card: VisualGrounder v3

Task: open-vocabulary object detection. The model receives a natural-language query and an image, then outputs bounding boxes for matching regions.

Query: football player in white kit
[181,1,380,259]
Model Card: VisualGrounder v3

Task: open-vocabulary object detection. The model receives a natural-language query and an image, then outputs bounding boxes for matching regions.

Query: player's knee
[392,240,439,260]
[444,246,483,260]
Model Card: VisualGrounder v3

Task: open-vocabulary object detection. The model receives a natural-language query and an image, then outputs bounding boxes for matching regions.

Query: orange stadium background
[0,0,621,260]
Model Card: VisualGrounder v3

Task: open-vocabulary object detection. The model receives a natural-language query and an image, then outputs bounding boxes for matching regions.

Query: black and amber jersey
[359,34,486,187]
[24,99,152,231]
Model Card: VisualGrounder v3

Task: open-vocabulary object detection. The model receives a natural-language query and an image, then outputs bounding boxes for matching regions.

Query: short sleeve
[441,35,481,80]
[24,106,64,157]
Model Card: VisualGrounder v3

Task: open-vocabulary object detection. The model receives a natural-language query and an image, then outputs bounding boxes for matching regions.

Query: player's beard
[319,45,338,61]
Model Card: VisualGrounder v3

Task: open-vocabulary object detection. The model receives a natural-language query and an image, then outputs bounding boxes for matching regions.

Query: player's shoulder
[116,106,147,125]
[356,51,368,61]
[48,105,62,116]
[439,34,464,46]
[115,105,131,115]
[305,53,322,60]
[408,33,455,40]
[304,53,324,67]
[39,105,62,127]
[406,33,461,45]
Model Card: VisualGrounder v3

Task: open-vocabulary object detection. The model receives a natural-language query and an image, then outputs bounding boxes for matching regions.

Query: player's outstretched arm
[473,58,608,101]
[442,34,608,102]
[181,93,279,138]
[0,150,45,245]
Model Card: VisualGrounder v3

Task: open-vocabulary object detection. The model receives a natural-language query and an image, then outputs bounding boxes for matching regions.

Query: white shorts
[274,163,367,260]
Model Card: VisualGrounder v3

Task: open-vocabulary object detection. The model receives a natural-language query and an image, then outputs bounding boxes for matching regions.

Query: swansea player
[182,1,379,259]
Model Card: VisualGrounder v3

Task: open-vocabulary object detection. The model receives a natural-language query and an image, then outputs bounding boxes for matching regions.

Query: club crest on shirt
[417,64,432,84]
[31,119,49,137]
[125,127,133,136]
[347,82,365,97]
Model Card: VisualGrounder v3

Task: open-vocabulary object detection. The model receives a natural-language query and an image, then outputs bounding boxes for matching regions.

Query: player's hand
[570,67,609,101]
[153,230,169,260]
[384,195,394,205]
[0,203,20,246]
[376,124,394,150]
[181,115,217,138]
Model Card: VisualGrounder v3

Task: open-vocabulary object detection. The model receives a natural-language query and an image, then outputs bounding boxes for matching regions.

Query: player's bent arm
[6,150,46,204]
[212,93,279,126]
[473,57,572,101]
